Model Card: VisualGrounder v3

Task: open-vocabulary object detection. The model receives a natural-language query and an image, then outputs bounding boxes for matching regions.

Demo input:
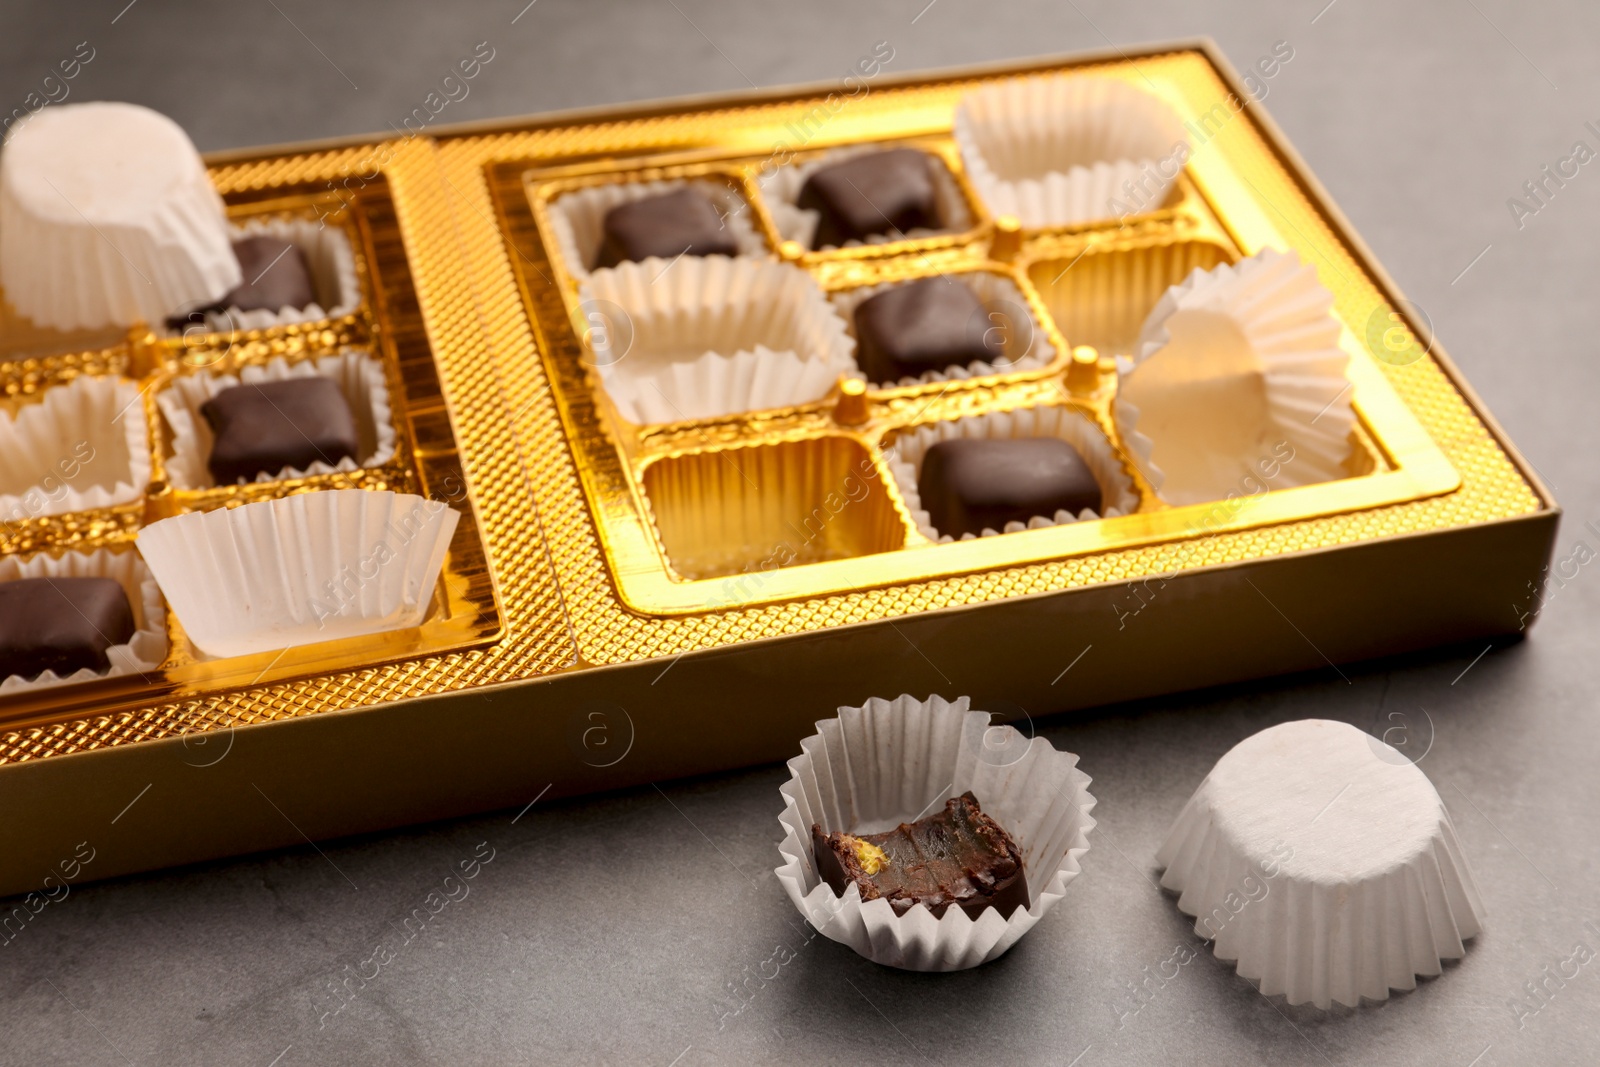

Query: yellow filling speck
[849,837,889,875]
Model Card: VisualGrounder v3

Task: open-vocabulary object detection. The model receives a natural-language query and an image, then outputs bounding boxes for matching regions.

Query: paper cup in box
[137,489,459,659]
[1113,248,1354,507]
[756,145,972,251]
[953,75,1187,227]
[579,257,856,424]
[158,352,396,489]
[0,375,152,520]
[776,694,1096,971]
[828,271,1056,388]
[0,102,240,331]
[547,179,767,281]
[1156,719,1485,1009]
[887,406,1137,542]
[171,216,362,334]
[0,547,166,693]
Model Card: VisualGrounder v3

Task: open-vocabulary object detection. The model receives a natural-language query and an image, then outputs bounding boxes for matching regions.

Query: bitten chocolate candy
[595,187,739,268]
[812,791,1028,919]
[853,277,1002,383]
[918,436,1102,538]
[797,148,940,248]
[200,377,360,485]
[0,576,136,680]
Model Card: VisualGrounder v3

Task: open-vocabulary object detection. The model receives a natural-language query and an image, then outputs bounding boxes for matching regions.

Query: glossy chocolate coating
[595,187,738,268]
[200,377,360,485]
[797,148,939,248]
[812,791,1028,919]
[917,436,1101,538]
[0,576,136,681]
[224,235,317,313]
[853,277,1003,383]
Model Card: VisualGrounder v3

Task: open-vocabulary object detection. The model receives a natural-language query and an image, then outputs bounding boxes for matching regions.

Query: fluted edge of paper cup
[1114,248,1353,506]
[775,694,1096,971]
[158,352,396,490]
[579,257,857,424]
[886,407,1137,542]
[547,178,768,282]
[169,216,362,334]
[1154,720,1487,1009]
[136,488,459,660]
[953,75,1187,228]
[0,547,166,693]
[0,376,152,519]
[0,102,240,331]
[828,272,1056,388]
[756,145,973,251]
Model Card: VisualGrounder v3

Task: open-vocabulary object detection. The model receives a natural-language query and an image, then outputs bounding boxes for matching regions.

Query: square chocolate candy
[0,576,136,681]
[200,377,360,485]
[917,436,1102,539]
[595,187,739,268]
[853,277,1003,383]
[797,148,940,248]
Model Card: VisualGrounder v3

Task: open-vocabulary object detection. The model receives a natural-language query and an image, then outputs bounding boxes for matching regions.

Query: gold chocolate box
[0,41,1556,896]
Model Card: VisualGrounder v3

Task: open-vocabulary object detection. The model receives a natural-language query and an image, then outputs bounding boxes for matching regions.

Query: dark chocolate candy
[595,187,738,268]
[166,236,317,329]
[853,277,1003,383]
[200,376,360,485]
[0,576,136,681]
[812,791,1028,919]
[917,436,1102,539]
[796,148,940,248]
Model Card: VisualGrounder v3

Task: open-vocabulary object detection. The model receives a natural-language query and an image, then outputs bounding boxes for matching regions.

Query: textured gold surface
[0,45,1545,766]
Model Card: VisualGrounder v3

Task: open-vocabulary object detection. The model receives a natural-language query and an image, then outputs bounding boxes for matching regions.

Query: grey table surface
[3,1,1597,1065]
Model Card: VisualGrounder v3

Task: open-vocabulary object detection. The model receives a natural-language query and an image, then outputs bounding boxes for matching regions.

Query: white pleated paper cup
[0,102,240,331]
[1113,248,1353,507]
[547,178,767,281]
[756,145,973,251]
[167,216,362,334]
[953,76,1188,228]
[136,489,460,659]
[0,547,166,693]
[0,376,152,520]
[886,406,1137,542]
[828,271,1057,388]
[158,352,397,489]
[579,257,857,424]
[1156,719,1485,1009]
[776,694,1095,971]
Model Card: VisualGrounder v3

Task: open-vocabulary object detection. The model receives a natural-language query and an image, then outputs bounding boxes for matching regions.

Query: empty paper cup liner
[0,375,152,520]
[953,75,1188,228]
[776,694,1096,971]
[0,547,166,693]
[0,101,240,330]
[158,352,396,489]
[579,257,856,424]
[136,489,460,659]
[1114,248,1354,506]
[1156,719,1486,1009]
[887,406,1137,542]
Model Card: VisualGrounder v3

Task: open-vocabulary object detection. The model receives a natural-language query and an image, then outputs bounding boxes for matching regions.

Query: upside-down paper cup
[578,257,856,424]
[828,271,1056,388]
[887,406,1138,542]
[953,75,1187,227]
[547,178,768,281]
[0,375,152,519]
[136,489,459,659]
[0,547,166,693]
[756,145,973,251]
[1156,719,1485,1009]
[158,352,396,489]
[1113,248,1354,506]
[776,694,1096,971]
[0,101,240,330]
